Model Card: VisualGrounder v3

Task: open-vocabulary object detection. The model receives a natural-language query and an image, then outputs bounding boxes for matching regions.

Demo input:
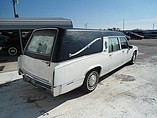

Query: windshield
[26,29,57,56]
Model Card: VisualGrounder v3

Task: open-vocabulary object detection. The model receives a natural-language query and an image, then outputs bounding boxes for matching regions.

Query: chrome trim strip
[69,37,101,57]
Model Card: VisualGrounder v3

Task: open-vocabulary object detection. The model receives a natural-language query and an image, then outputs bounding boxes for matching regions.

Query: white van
[18,28,138,97]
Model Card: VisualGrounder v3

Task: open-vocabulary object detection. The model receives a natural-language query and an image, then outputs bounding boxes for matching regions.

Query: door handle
[109,54,113,57]
[122,50,125,53]
[42,61,50,66]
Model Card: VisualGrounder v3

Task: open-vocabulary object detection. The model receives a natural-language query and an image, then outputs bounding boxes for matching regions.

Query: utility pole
[84,23,87,29]
[123,19,124,31]
[12,0,19,18]
[153,23,155,30]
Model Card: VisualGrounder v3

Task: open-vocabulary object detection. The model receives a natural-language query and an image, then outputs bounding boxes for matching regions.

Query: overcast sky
[0,0,157,30]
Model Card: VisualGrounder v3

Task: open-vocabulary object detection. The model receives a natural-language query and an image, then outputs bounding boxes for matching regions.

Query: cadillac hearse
[18,28,138,97]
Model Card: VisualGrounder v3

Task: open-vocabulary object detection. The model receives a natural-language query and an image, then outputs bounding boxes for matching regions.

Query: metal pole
[13,0,16,17]
[84,23,87,29]
[153,24,155,30]
[12,0,19,18]
[19,29,23,55]
[123,19,124,31]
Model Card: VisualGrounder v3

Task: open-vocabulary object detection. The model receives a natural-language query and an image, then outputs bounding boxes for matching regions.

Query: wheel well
[134,50,137,55]
[87,66,102,76]
[94,67,101,74]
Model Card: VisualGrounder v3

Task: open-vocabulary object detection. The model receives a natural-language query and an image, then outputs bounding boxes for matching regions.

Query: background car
[125,32,144,40]
[143,30,157,39]
[132,30,157,39]
[0,31,31,56]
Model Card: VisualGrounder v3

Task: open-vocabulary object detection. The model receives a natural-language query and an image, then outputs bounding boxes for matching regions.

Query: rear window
[25,29,57,61]
[26,29,56,56]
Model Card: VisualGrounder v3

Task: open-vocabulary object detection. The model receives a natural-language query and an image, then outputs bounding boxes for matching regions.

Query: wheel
[81,70,99,93]
[129,52,136,64]
[8,46,18,56]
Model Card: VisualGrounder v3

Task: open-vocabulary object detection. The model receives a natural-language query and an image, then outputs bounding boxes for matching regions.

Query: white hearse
[18,28,138,97]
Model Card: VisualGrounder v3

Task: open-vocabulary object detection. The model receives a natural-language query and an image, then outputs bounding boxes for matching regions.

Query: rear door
[23,29,58,84]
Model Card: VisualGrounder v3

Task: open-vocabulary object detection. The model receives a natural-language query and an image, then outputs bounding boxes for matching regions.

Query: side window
[108,37,120,53]
[119,37,128,49]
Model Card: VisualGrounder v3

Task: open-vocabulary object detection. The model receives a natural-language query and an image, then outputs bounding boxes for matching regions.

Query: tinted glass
[119,37,128,49]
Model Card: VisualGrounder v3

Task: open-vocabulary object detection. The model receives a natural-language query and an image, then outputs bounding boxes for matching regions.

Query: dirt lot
[0,39,157,118]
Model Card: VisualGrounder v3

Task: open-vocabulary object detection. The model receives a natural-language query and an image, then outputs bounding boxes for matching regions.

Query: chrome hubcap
[88,74,97,87]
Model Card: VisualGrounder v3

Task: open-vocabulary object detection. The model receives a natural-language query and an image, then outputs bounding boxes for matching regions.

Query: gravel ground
[0,39,157,118]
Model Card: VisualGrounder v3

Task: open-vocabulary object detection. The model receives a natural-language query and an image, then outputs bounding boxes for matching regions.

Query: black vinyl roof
[0,18,73,30]
[64,28,125,37]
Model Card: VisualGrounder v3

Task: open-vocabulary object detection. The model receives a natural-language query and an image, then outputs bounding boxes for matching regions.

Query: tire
[129,52,136,64]
[81,70,99,93]
[8,46,18,56]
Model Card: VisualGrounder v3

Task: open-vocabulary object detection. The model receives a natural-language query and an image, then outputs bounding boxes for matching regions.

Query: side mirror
[126,35,131,41]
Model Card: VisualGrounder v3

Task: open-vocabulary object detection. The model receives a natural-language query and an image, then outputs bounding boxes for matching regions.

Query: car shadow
[99,64,126,83]
[0,78,86,118]
[0,63,129,118]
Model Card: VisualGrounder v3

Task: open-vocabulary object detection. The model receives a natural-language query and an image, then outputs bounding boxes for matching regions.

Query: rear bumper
[19,69,52,92]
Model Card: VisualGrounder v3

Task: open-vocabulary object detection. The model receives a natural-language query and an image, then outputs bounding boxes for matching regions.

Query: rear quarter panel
[54,52,109,94]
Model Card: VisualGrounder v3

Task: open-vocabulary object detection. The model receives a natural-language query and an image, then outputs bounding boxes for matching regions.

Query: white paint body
[18,36,138,97]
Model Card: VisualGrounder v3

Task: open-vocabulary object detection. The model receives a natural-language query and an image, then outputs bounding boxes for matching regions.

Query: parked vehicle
[143,30,157,39]
[132,30,145,36]
[0,31,31,56]
[125,32,144,39]
[18,28,138,97]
